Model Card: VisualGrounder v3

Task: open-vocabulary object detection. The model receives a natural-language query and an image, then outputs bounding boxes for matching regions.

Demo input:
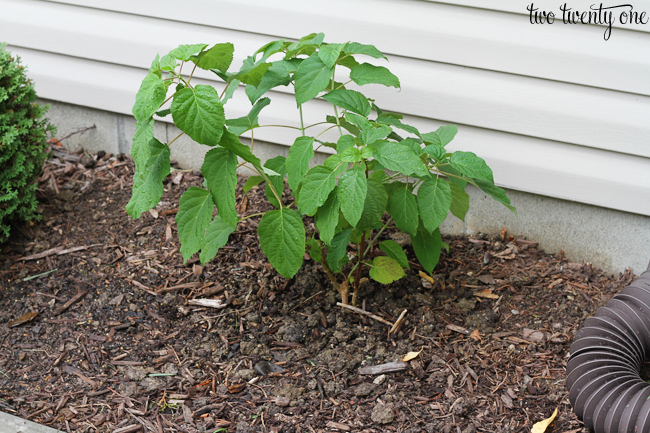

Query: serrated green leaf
[322,89,370,117]
[374,142,428,177]
[450,151,494,183]
[263,157,285,209]
[171,85,224,146]
[235,61,271,87]
[264,155,287,177]
[423,144,446,162]
[243,175,264,194]
[131,119,154,169]
[169,44,208,61]
[126,138,171,219]
[286,136,315,191]
[344,42,387,59]
[336,135,356,154]
[340,147,363,163]
[199,216,235,264]
[155,108,172,118]
[377,113,420,135]
[176,187,214,263]
[160,54,177,71]
[315,187,339,245]
[245,61,293,103]
[361,125,392,145]
[338,164,367,228]
[323,154,348,177]
[387,185,418,236]
[193,43,234,72]
[149,54,161,72]
[258,208,305,278]
[421,125,457,147]
[449,181,469,221]
[133,72,167,122]
[337,55,359,70]
[255,39,286,62]
[417,177,452,233]
[344,112,372,132]
[226,97,271,136]
[326,229,352,273]
[401,138,423,156]
[201,147,238,227]
[318,43,345,69]
[350,63,400,88]
[306,237,324,264]
[412,227,442,274]
[294,53,332,106]
[379,240,409,269]
[369,256,405,284]
[222,78,240,103]
[474,179,517,216]
[356,177,388,233]
[219,128,262,169]
[296,166,337,215]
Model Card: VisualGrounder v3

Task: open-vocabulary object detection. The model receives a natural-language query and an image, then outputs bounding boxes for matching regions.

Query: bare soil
[0,144,637,433]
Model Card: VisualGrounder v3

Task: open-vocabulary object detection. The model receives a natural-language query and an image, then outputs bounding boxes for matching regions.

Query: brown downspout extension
[566,260,650,433]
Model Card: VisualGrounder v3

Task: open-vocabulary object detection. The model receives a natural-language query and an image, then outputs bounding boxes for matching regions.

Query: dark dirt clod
[0,143,636,432]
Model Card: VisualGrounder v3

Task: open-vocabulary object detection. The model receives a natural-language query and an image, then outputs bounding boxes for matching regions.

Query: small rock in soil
[371,403,395,424]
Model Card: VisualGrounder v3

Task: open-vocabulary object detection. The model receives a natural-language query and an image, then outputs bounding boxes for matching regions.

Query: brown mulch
[0,143,639,433]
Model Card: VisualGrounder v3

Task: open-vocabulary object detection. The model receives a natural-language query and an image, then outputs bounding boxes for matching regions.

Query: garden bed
[0,144,635,433]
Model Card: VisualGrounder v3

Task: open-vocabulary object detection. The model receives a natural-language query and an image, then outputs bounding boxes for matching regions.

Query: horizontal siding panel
[4,1,649,158]
[39,0,650,96]
[9,46,650,217]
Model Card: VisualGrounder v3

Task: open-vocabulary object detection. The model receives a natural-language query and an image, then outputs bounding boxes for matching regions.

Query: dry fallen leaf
[531,408,558,433]
[474,289,500,299]
[7,311,38,328]
[469,329,483,342]
[418,271,434,284]
[402,348,423,362]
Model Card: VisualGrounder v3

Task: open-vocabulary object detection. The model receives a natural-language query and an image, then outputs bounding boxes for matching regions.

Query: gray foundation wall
[41,99,650,275]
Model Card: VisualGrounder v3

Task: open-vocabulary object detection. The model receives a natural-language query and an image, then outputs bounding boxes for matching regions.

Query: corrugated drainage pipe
[566,261,650,433]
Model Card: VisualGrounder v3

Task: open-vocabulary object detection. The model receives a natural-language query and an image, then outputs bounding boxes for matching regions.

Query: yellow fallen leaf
[474,289,500,299]
[418,271,435,284]
[531,408,558,433]
[402,348,423,362]
[469,329,483,342]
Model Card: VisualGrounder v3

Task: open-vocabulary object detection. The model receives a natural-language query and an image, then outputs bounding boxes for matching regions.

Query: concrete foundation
[40,99,650,275]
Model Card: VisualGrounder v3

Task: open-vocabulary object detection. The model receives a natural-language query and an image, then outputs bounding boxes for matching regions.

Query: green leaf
[423,144,446,162]
[133,72,167,122]
[336,135,356,154]
[176,187,214,263]
[374,142,428,177]
[401,138,423,156]
[169,44,208,61]
[258,208,305,278]
[286,136,315,191]
[379,240,409,269]
[131,119,154,169]
[243,175,264,194]
[322,89,370,117]
[450,151,494,183]
[193,43,234,72]
[199,216,235,264]
[412,228,442,274]
[306,237,324,264]
[235,62,271,87]
[344,42,387,59]
[421,125,457,147]
[338,163,367,228]
[361,125,392,145]
[255,39,286,62]
[159,54,177,71]
[323,154,348,177]
[264,157,285,209]
[326,229,352,273]
[171,85,225,146]
[219,128,262,169]
[474,179,517,216]
[337,55,359,70]
[201,147,238,227]
[226,97,271,136]
[318,43,345,69]
[315,187,339,245]
[340,147,363,163]
[344,112,372,132]
[377,112,420,135]
[264,155,287,177]
[126,138,170,219]
[296,166,337,215]
[350,63,400,88]
[417,177,452,234]
[387,185,418,236]
[294,53,332,106]
[369,256,405,284]
[356,177,388,233]
[222,79,240,103]
[245,61,293,103]
[449,182,469,221]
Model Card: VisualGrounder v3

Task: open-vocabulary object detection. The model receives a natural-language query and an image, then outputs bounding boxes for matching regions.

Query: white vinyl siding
[2,0,649,215]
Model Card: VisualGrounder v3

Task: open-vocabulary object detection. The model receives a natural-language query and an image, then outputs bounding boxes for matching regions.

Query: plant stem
[314,124,339,139]
[168,132,184,146]
[239,212,265,221]
[299,105,306,137]
[250,129,255,153]
[332,105,343,137]
[352,231,366,306]
[187,63,198,83]
[346,217,394,282]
